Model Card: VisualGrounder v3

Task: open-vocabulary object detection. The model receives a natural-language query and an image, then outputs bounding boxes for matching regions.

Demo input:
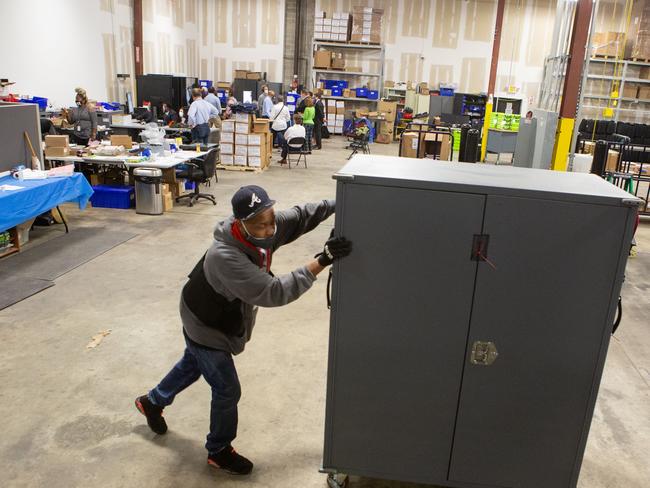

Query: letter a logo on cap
[249,193,262,207]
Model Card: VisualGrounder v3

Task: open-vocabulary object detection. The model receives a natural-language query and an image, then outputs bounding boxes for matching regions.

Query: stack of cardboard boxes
[234,70,263,81]
[351,7,383,44]
[400,131,452,161]
[219,113,272,169]
[592,32,625,58]
[314,12,350,42]
[375,101,397,144]
[326,99,346,134]
[44,135,70,157]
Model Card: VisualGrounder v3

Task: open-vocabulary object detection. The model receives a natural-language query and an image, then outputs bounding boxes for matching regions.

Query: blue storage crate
[355,88,368,98]
[90,185,134,209]
[322,80,349,89]
[100,101,121,111]
[185,181,195,190]
[331,87,343,97]
[440,87,454,96]
[20,96,48,110]
[199,79,213,88]
[367,90,379,100]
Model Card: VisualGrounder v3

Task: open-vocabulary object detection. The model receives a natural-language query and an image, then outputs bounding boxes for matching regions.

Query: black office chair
[175,148,219,207]
[285,136,308,169]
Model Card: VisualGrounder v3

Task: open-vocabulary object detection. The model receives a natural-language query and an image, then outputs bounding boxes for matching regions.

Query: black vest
[182,255,244,337]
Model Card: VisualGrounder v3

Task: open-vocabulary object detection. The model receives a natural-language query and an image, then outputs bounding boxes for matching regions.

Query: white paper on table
[243,91,252,103]
[47,165,75,177]
[0,184,24,191]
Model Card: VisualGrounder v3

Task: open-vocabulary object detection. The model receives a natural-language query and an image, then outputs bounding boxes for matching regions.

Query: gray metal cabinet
[323,155,639,488]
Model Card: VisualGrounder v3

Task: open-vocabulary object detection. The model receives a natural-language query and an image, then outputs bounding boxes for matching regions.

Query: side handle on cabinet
[326,268,333,310]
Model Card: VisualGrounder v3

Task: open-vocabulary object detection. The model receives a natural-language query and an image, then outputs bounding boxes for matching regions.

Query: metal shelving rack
[581,58,650,122]
[383,86,406,106]
[310,40,385,105]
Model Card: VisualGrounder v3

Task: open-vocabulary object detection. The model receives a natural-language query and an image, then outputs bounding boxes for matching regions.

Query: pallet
[348,41,381,46]
[593,54,620,60]
[216,164,268,173]
[627,57,650,63]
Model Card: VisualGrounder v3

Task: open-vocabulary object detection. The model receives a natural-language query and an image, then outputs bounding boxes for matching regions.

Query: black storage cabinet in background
[323,155,639,488]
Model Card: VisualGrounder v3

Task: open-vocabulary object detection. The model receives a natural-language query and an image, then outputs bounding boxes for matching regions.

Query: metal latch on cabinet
[471,234,497,269]
[470,341,499,366]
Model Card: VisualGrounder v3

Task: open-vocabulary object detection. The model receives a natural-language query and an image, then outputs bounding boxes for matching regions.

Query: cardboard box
[420,132,451,161]
[248,134,262,145]
[331,54,345,70]
[343,88,353,98]
[235,112,252,122]
[400,132,420,158]
[235,145,248,156]
[378,101,398,121]
[235,133,248,145]
[417,82,429,95]
[606,149,620,172]
[110,134,133,149]
[248,145,263,157]
[581,141,595,155]
[336,101,345,108]
[221,154,234,165]
[217,81,231,89]
[384,80,395,88]
[234,69,249,79]
[246,72,262,80]
[639,86,650,100]
[327,99,337,107]
[623,84,639,99]
[221,131,234,143]
[253,118,270,133]
[234,155,247,166]
[222,120,235,133]
[314,50,332,68]
[248,156,262,167]
[220,143,234,154]
[44,146,70,157]
[45,135,69,147]
[375,133,392,144]
[593,32,625,57]
[235,122,250,134]
[162,192,174,212]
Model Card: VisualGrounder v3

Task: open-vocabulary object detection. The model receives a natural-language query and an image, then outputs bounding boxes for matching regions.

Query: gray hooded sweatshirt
[181,199,335,354]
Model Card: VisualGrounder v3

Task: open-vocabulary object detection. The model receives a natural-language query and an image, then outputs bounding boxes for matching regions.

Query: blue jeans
[191,123,210,144]
[148,336,241,454]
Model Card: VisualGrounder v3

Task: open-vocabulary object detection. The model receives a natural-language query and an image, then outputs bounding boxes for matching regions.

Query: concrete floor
[0,139,648,488]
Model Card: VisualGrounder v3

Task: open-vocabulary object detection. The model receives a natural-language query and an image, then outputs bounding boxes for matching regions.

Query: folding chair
[285,136,308,168]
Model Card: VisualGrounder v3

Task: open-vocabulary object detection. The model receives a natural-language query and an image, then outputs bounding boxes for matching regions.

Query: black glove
[316,235,352,266]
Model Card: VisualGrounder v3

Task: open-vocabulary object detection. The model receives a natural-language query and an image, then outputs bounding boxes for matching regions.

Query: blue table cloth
[0,173,93,232]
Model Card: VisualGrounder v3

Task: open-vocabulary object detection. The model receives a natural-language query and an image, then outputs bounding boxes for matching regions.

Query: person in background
[270,94,291,148]
[313,89,325,150]
[224,97,237,119]
[279,113,306,165]
[178,106,189,125]
[262,90,274,118]
[302,97,315,152]
[257,84,269,109]
[162,101,179,126]
[296,89,310,113]
[205,87,223,114]
[525,110,533,120]
[61,87,97,145]
[188,87,219,144]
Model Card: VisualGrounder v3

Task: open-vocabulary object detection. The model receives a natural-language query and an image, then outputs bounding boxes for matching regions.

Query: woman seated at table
[61,87,97,146]
[162,101,180,126]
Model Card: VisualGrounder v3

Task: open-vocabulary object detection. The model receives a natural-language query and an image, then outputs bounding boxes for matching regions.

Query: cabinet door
[323,183,485,485]
[449,196,630,488]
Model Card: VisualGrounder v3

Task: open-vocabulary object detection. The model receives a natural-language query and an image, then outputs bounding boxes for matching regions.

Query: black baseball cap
[231,185,276,221]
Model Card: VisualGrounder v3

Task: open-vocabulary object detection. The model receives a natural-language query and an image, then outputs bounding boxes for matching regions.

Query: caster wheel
[212,201,216,206]
[327,473,349,488]
[189,202,194,207]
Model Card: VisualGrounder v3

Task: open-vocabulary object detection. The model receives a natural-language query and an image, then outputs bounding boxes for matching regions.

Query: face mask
[179,110,184,117]
[76,101,82,107]
[241,220,276,249]
[264,89,268,94]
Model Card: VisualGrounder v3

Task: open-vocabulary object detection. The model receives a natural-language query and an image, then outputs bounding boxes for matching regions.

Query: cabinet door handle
[470,341,499,366]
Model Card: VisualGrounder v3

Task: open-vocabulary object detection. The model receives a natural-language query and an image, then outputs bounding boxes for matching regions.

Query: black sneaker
[207,446,253,475]
[135,395,168,435]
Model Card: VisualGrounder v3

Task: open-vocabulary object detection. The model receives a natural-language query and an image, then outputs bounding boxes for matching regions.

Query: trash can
[133,167,163,215]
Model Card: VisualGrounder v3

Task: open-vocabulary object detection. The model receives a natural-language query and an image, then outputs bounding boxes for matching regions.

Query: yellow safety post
[551,117,575,171]
[481,98,493,162]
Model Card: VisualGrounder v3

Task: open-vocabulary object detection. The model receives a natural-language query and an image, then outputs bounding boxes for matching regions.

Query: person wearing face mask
[61,87,97,145]
[162,101,179,126]
[257,84,269,110]
[135,185,351,476]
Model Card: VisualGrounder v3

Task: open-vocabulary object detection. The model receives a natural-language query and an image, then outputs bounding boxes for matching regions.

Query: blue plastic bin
[440,88,454,96]
[323,80,349,89]
[199,80,213,88]
[90,185,135,209]
[367,90,379,100]
[100,102,121,111]
[20,97,48,110]
[185,181,195,190]
[331,87,343,97]
[355,88,368,98]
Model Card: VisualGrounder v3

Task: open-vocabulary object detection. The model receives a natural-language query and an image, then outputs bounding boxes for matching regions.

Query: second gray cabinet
[323,155,638,488]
